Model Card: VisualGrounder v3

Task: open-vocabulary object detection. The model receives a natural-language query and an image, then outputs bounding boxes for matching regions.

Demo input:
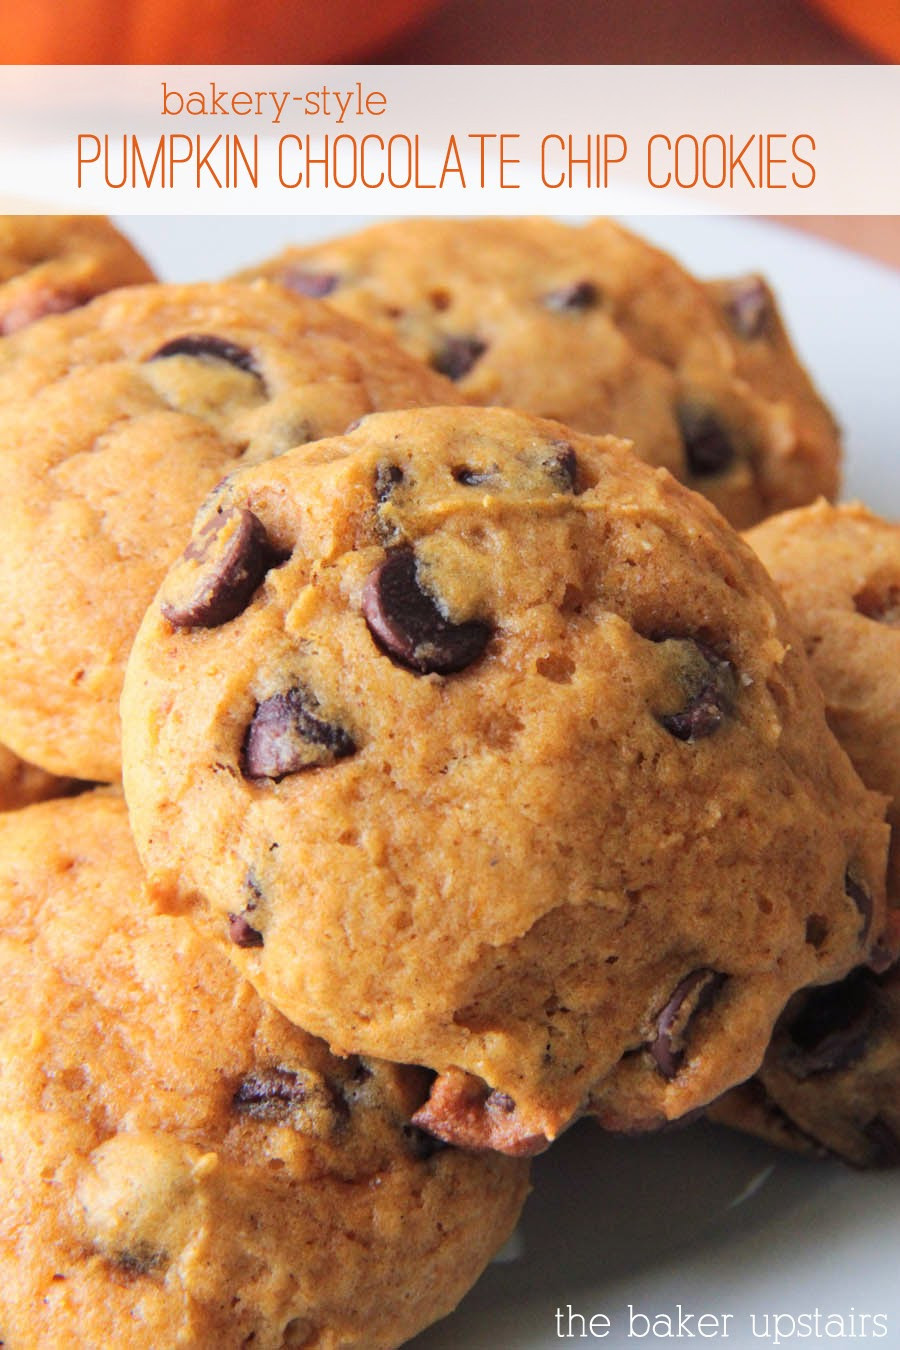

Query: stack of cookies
[0,215,895,1349]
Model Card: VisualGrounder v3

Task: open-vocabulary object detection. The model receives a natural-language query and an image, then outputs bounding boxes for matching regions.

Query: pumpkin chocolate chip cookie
[0,215,154,335]
[709,500,900,1167]
[236,217,841,528]
[0,791,528,1349]
[0,280,460,782]
[121,405,889,1155]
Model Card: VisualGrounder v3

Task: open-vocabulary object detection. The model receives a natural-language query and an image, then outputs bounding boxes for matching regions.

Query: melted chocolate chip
[431,335,487,381]
[161,507,278,630]
[650,968,725,1079]
[228,912,264,948]
[845,871,873,942]
[863,1116,900,1168]
[719,276,772,341]
[243,687,356,780]
[542,279,600,313]
[678,406,736,478]
[781,969,875,1078]
[279,268,339,299]
[148,333,259,376]
[233,1067,344,1135]
[374,462,405,508]
[656,638,737,742]
[362,549,492,675]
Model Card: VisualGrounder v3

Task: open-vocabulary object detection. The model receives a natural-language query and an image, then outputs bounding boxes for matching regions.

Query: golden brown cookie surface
[237,218,841,528]
[0,215,154,334]
[711,500,900,1169]
[0,742,79,811]
[746,500,900,927]
[0,791,528,1350]
[0,281,460,782]
[122,405,888,1151]
[704,273,840,518]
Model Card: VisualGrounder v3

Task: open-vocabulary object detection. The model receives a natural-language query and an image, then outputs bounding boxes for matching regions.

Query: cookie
[0,280,460,782]
[236,217,841,528]
[745,501,900,926]
[708,500,900,1167]
[709,963,900,1168]
[121,404,888,1155]
[704,273,841,520]
[0,742,79,813]
[0,215,155,334]
[0,791,529,1349]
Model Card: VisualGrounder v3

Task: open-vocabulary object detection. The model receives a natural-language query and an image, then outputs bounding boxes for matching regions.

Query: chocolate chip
[862,1116,900,1168]
[544,443,578,492]
[243,687,356,780]
[678,406,736,478]
[452,464,500,487]
[781,969,875,1078]
[113,1244,165,1277]
[431,335,487,381]
[228,912,264,948]
[374,461,404,504]
[362,549,492,675]
[233,1067,344,1136]
[718,276,773,341]
[411,1068,550,1157]
[278,268,339,299]
[845,870,873,942]
[542,279,600,313]
[149,333,259,377]
[650,968,725,1079]
[656,638,737,742]
[161,507,277,630]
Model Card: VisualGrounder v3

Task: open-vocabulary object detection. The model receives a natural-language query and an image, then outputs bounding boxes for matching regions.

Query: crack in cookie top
[122,406,888,1152]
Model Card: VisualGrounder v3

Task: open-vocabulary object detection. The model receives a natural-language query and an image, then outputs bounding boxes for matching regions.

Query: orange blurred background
[0,0,888,64]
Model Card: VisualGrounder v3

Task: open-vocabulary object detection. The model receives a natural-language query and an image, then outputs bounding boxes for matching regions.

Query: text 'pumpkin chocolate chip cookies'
[236,217,841,528]
[0,791,528,1350]
[121,406,888,1155]
[0,280,460,783]
[0,215,154,334]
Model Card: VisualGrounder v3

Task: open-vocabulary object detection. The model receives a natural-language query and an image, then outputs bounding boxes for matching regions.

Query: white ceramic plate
[119,214,900,1350]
